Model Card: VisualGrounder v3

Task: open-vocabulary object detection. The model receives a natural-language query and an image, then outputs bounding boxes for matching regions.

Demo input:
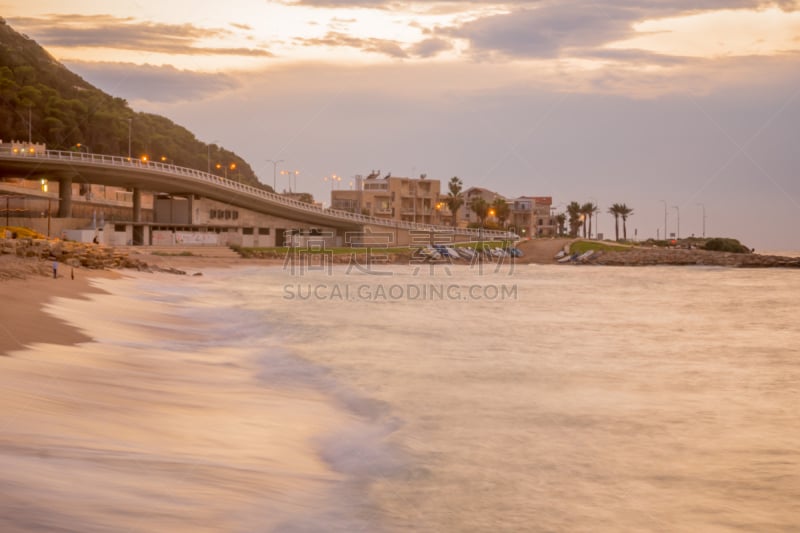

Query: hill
[0,18,268,190]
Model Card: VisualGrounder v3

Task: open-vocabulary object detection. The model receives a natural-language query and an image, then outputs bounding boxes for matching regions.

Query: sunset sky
[4,1,800,248]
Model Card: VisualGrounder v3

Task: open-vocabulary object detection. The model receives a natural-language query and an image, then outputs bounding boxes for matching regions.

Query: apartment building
[331,171,442,224]
[510,196,554,237]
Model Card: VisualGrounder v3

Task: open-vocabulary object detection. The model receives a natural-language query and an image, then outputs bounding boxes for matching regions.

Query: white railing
[0,149,516,239]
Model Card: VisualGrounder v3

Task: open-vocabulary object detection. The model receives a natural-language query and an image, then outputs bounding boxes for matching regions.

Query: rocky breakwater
[584,247,800,268]
[0,238,185,274]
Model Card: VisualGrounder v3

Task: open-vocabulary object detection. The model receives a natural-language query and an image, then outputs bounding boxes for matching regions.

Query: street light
[281,169,300,192]
[672,205,680,240]
[266,159,284,190]
[660,200,668,240]
[324,174,341,190]
[40,179,50,237]
[697,203,706,238]
[216,162,237,180]
[75,143,90,154]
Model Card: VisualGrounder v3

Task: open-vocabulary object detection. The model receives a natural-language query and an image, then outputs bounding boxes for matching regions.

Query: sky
[4,0,800,249]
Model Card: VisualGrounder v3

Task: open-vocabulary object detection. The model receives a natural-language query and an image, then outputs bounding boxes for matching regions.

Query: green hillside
[0,18,268,190]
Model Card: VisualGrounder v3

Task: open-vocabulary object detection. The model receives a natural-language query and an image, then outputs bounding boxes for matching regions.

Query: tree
[618,204,634,241]
[580,202,594,238]
[470,197,490,227]
[491,197,510,229]
[587,202,599,239]
[608,204,622,241]
[566,201,583,237]
[555,213,567,236]
[445,176,464,228]
[296,192,314,204]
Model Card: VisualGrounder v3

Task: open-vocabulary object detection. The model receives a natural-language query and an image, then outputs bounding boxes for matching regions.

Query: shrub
[703,238,750,254]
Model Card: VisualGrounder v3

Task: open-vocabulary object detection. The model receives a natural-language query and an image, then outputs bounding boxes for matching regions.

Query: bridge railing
[1,150,517,240]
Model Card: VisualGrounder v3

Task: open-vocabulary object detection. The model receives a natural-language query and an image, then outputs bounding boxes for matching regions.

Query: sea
[2,258,799,532]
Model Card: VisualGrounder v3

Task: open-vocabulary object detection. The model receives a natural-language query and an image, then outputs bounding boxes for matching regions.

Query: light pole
[660,200,668,240]
[127,117,132,159]
[266,159,283,191]
[215,162,236,180]
[40,179,50,237]
[281,169,300,192]
[672,205,680,240]
[697,203,706,238]
[324,174,341,190]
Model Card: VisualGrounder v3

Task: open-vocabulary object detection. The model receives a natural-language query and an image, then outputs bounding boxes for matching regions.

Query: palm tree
[470,197,490,227]
[608,203,622,241]
[587,202,599,239]
[618,204,634,241]
[491,197,510,229]
[445,176,464,228]
[555,213,567,236]
[580,202,594,238]
[566,201,583,238]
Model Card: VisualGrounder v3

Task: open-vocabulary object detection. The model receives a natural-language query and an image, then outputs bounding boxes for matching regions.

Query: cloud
[447,5,637,59]
[64,61,240,102]
[284,0,799,10]
[7,15,272,57]
[409,38,453,57]
[297,31,409,58]
[436,1,800,60]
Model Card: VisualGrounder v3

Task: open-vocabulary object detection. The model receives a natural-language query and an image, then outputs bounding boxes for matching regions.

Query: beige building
[331,171,443,225]
[510,196,554,237]
[459,187,506,226]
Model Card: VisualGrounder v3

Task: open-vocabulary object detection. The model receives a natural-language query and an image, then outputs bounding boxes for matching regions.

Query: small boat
[458,247,475,259]
[445,247,461,259]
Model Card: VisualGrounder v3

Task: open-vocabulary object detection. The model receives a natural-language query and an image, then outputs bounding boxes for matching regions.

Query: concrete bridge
[0,149,514,244]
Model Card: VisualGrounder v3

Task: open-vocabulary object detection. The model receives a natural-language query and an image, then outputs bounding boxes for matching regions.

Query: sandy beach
[0,252,266,356]
[0,256,122,356]
[0,254,354,532]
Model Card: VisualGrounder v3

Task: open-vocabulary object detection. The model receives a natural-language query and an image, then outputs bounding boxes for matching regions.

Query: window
[243,227,254,235]
[258,228,270,235]
[114,224,126,232]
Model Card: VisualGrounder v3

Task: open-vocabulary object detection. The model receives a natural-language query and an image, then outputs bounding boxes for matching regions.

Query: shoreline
[0,256,122,356]
[0,263,352,530]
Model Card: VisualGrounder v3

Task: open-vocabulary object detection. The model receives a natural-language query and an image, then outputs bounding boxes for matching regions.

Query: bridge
[0,149,514,242]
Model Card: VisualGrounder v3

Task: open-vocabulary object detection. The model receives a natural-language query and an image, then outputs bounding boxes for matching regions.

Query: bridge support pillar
[58,176,72,217]
[132,188,142,222]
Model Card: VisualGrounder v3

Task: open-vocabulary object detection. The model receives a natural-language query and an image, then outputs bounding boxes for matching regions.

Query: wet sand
[0,257,121,356]
[0,256,352,532]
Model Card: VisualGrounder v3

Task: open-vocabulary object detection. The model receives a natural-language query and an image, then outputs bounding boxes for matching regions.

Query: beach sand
[0,254,353,531]
[0,256,122,356]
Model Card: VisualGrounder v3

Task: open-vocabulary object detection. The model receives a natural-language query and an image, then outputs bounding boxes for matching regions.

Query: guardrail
[0,150,517,239]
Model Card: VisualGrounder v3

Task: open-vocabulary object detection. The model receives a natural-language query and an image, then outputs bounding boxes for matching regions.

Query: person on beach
[52,259,58,279]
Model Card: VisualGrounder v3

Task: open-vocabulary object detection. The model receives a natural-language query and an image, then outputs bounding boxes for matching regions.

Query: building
[510,196,555,237]
[331,171,442,225]
[459,187,506,226]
